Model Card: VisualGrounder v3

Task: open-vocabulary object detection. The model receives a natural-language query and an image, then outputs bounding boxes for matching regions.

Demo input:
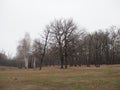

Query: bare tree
[16,32,31,69]
[32,39,42,68]
[47,19,78,69]
[39,29,50,70]
[108,26,117,64]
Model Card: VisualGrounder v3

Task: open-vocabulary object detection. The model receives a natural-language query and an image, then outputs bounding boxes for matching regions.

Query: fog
[0,0,120,56]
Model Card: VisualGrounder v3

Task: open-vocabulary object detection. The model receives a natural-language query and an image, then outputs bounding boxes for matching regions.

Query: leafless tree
[39,29,50,70]
[47,19,78,69]
[16,32,31,68]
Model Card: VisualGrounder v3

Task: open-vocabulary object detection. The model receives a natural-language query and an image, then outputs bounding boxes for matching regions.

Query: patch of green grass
[0,65,120,90]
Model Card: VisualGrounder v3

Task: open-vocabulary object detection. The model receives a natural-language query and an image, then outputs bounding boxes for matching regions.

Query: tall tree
[39,28,50,70]
[17,33,31,68]
[47,19,78,69]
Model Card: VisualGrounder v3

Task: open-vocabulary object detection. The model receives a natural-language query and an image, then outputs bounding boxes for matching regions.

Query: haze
[0,0,120,57]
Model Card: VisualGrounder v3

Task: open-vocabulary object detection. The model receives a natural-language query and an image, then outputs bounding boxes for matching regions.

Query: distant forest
[0,19,120,69]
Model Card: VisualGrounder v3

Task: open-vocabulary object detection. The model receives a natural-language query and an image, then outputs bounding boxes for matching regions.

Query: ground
[0,65,120,90]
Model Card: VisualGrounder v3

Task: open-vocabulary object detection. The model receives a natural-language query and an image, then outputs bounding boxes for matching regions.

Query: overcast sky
[0,0,120,57]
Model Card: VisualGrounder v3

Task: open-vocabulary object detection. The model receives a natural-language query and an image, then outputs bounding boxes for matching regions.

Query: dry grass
[0,65,120,90]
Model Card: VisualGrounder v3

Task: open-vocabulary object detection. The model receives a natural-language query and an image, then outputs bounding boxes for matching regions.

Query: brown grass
[0,65,120,90]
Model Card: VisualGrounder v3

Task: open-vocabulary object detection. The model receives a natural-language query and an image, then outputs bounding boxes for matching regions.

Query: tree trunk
[24,57,28,69]
[60,47,64,69]
[33,57,36,69]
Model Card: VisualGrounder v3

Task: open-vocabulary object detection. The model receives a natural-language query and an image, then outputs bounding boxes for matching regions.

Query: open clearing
[0,65,120,90]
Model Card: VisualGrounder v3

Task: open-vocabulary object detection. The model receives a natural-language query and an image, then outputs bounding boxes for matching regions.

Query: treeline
[0,19,120,69]
[0,52,16,67]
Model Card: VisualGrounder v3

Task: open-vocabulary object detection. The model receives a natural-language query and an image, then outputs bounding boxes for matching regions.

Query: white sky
[0,0,120,57]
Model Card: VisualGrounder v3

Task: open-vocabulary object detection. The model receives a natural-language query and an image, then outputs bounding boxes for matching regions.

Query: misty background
[0,0,120,57]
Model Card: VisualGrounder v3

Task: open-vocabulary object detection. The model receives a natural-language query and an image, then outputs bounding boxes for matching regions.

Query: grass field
[0,65,120,90]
